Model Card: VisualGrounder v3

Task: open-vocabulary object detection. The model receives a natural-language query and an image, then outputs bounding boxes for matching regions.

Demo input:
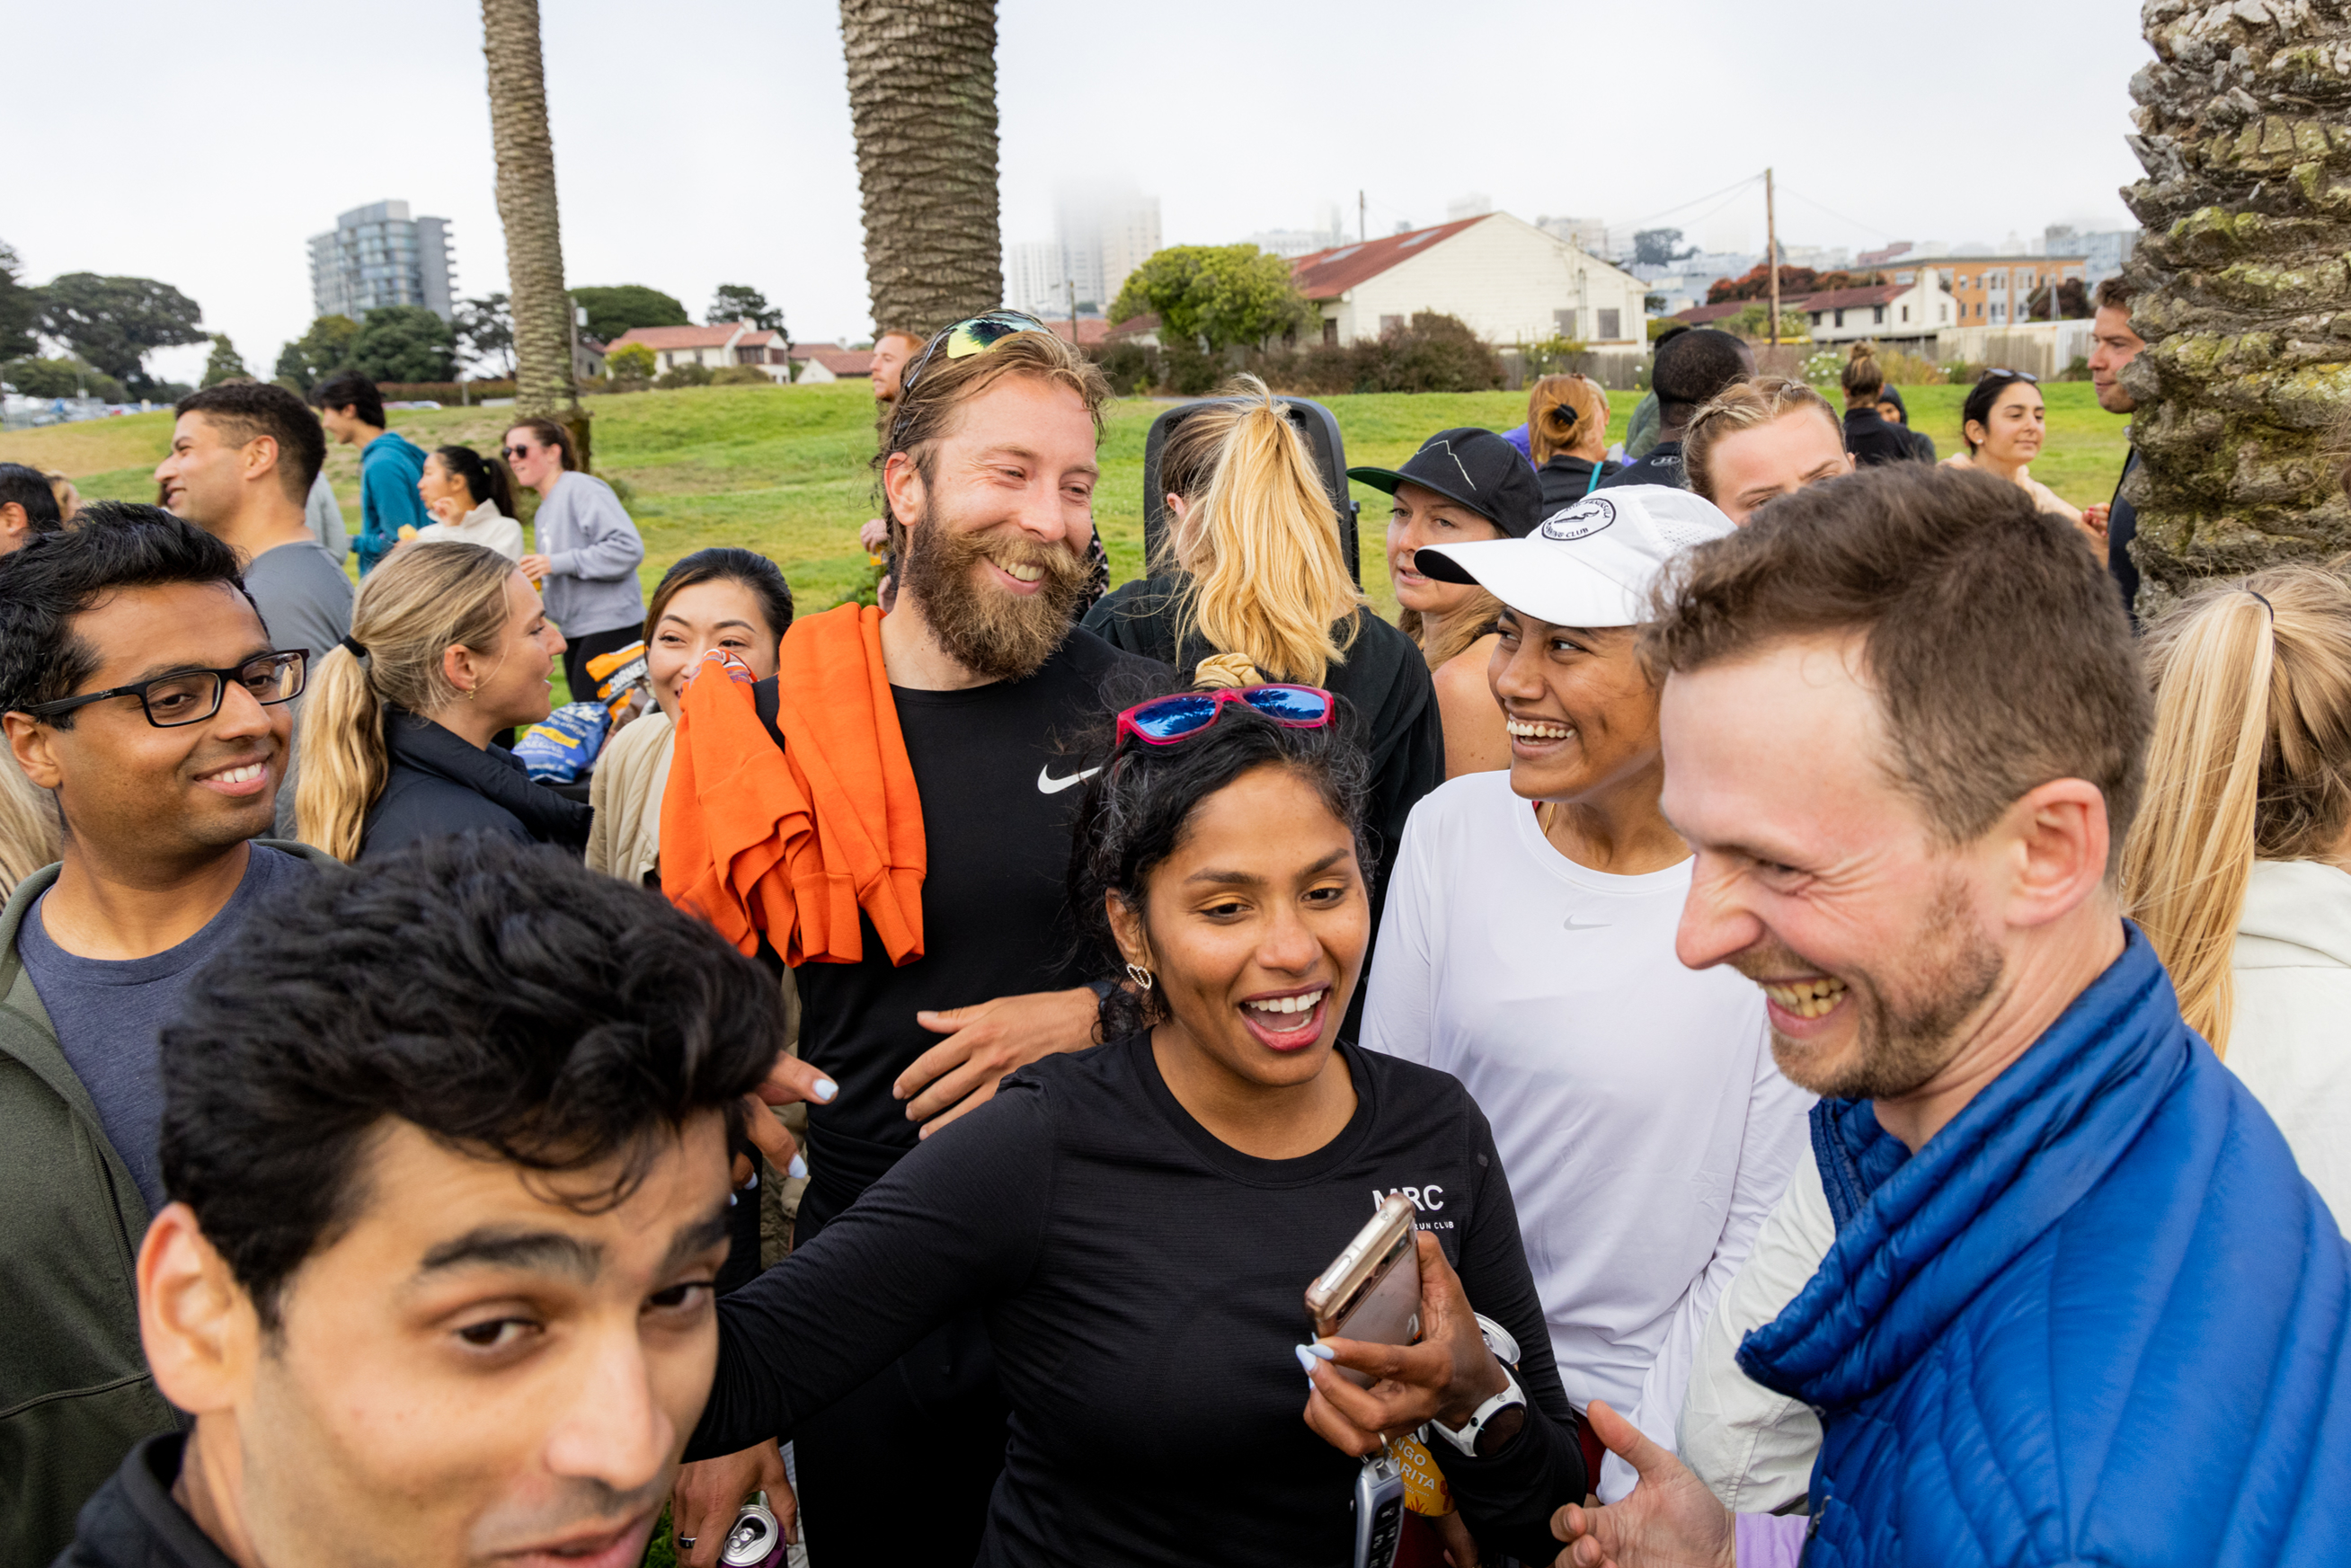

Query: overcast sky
[10,0,2151,387]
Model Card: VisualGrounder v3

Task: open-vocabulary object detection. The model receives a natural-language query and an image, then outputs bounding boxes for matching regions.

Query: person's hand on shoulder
[859,518,892,555]
[1548,1402,1736,1568]
[899,987,1102,1135]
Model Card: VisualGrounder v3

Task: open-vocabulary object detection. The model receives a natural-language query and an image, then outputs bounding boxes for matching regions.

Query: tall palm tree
[2121,0,2351,610]
[480,0,581,446]
[839,0,1005,338]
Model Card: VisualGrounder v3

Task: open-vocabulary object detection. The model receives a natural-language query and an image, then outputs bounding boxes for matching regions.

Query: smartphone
[1306,1193,1423,1387]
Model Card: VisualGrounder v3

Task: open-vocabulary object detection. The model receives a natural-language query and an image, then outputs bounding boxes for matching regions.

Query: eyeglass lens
[145,655,304,727]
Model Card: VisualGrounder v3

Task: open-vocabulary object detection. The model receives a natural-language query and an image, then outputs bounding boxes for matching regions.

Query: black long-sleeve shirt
[694,1034,1585,1566]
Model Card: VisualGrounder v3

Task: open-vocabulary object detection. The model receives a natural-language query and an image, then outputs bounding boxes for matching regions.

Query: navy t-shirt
[18,845,316,1210]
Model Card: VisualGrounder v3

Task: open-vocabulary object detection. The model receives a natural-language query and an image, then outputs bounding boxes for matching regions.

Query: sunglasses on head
[887,310,1051,440]
[1115,685,1335,749]
[1982,368,2039,385]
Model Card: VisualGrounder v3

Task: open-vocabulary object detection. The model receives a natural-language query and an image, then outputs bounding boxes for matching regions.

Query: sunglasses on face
[1114,685,1336,749]
[501,443,537,460]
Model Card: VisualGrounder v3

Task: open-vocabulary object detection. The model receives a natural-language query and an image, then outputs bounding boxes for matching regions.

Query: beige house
[1291,214,1649,352]
[604,321,793,382]
[786,343,875,385]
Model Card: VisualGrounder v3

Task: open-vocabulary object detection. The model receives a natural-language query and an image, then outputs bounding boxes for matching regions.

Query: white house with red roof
[786,343,876,384]
[603,321,793,382]
[1290,214,1648,353]
[1671,275,1956,349]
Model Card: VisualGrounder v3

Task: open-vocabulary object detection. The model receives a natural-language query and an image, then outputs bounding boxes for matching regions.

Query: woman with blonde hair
[1527,374,1619,505]
[297,540,589,863]
[1083,376,1442,986]
[2124,563,2351,1218]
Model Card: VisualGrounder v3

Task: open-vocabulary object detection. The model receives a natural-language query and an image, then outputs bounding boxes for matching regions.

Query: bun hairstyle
[1527,374,1610,466]
[2124,564,2351,1056]
[1069,685,1371,1038]
[1155,376,1364,687]
[1841,342,1885,405]
[433,445,517,518]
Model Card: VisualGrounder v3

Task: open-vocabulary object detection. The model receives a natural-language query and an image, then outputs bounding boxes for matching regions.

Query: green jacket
[0,842,340,1564]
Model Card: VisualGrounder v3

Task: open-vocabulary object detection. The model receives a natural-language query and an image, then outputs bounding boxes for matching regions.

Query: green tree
[708,284,785,332]
[606,341,657,382]
[200,333,249,387]
[455,293,516,375]
[37,272,206,395]
[349,306,458,384]
[0,241,38,361]
[2,357,126,402]
[1108,244,1313,353]
[273,314,361,392]
[570,284,689,346]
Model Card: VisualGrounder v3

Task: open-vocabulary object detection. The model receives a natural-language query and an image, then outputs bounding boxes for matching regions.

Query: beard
[900,504,1087,683]
[1742,870,2005,1103]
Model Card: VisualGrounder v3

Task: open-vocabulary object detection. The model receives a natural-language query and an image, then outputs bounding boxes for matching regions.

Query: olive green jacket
[0,843,339,1564]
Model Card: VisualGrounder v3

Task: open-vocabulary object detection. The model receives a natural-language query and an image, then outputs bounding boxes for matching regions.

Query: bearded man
[1548,465,2351,1568]
[662,314,1165,1568]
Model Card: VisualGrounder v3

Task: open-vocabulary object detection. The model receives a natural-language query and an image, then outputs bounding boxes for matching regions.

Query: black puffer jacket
[359,709,592,862]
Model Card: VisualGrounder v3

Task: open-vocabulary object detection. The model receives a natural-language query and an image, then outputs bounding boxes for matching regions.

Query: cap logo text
[1539,497,1617,542]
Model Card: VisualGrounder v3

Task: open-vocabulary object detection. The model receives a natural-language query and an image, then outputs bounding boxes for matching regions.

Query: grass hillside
[2,381,2132,625]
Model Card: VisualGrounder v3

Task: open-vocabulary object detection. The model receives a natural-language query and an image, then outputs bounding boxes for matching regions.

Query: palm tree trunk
[481,0,581,438]
[839,0,1004,338]
[2120,0,2351,613]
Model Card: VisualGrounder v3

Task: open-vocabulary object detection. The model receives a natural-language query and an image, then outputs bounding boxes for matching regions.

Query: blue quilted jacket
[1740,927,2351,1565]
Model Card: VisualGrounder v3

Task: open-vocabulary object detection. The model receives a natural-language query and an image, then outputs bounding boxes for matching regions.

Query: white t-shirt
[414,499,526,563]
[1362,770,1813,1499]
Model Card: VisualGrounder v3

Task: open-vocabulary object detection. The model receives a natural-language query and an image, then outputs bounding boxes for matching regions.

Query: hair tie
[339,634,369,660]
[2248,589,2275,620]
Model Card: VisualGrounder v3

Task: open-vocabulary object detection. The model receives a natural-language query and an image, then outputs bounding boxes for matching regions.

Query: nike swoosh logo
[1562,916,1610,931]
[1037,765,1102,795]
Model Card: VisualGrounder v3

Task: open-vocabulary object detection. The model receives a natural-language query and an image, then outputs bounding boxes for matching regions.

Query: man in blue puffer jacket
[1548,464,2350,1568]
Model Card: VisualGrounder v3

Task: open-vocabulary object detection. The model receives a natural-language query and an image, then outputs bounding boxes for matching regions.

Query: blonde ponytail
[296,542,519,861]
[2125,565,2351,1055]
[1167,376,1364,686]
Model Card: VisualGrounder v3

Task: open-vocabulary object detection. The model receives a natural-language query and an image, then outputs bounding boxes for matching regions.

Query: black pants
[791,1183,1007,1567]
[562,623,640,705]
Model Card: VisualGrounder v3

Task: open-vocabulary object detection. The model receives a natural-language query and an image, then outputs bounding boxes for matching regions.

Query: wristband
[1427,1364,1526,1457]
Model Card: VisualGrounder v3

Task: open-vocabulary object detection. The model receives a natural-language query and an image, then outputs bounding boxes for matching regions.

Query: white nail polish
[788,1154,808,1180]
[814,1077,838,1103]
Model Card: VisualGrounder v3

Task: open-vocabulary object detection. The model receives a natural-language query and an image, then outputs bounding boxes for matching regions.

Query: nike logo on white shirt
[1562,916,1610,931]
[1036,766,1102,795]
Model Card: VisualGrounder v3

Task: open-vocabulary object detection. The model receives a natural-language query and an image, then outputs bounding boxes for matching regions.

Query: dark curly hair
[159,834,784,1330]
[1068,686,1373,1040]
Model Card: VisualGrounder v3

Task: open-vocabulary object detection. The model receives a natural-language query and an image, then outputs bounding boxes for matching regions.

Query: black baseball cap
[1347,427,1543,538]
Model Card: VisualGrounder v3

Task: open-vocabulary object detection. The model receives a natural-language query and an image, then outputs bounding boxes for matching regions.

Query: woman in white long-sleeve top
[1362,483,1812,1501]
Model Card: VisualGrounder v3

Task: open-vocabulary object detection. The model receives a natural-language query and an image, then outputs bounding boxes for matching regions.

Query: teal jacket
[356,429,429,574]
[0,844,341,1564]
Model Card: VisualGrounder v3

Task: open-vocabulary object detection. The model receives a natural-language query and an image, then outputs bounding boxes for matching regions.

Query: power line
[1600,173,1764,236]
[1776,184,1902,241]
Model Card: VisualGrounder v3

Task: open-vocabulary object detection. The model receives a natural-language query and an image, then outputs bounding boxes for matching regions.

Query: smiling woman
[676,687,1590,1568]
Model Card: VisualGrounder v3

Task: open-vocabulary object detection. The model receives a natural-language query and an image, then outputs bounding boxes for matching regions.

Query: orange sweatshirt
[661,603,926,965]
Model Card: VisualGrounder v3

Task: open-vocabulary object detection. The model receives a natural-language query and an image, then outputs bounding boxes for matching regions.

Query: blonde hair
[2123,565,2351,1055]
[1527,375,1610,466]
[0,747,60,898]
[1397,591,1504,670]
[1682,377,1844,504]
[296,542,520,861]
[1155,376,1363,686]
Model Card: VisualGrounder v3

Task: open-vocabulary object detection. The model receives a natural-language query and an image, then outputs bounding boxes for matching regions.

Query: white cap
[1415,484,1734,628]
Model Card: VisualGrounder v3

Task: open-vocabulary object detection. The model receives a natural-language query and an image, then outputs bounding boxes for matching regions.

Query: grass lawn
[1,380,2133,632]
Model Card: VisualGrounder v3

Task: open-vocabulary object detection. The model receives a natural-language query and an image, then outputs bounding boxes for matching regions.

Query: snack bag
[583,639,651,721]
[512,700,612,784]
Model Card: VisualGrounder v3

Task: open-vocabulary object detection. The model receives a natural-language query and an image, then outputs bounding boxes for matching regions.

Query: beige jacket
[585,707,672,887]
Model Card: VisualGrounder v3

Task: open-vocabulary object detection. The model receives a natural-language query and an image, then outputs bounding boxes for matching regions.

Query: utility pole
[1764,167,1780,349]
[1359,190,1366,244]
[1066,270,1077,344]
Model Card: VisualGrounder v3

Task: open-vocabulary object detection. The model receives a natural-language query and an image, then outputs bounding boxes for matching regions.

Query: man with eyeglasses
[0,505,339,1565]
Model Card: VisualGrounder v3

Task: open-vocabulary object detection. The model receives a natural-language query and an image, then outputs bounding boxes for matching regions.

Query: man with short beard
[1545,465,2351,1568]
[666,316,1164,1568]
[2081,275,2150,616]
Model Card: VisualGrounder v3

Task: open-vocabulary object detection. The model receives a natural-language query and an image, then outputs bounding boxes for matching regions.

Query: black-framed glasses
[888,310,1051,442]
[15,650,308,728]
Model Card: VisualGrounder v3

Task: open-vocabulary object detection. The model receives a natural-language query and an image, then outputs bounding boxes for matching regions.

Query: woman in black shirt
[1527,373,1621,505]
[1838,342,1919,467]
[679,689,1584,1567]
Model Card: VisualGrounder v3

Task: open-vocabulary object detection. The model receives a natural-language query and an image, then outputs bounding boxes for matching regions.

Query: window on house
[1323,319,1338,347]
[1596,308,1620,340]
[1991,303,2006,323]
[1380,314,1405,336]
[1873,306,1885,324]
[1555,309,1577,337]
[1811,312,1823,326]
[1901,306,1910,323]
[1834,309,1845,328]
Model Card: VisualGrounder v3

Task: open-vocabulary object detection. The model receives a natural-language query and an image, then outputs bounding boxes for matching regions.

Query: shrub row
[1092,312,1506,398]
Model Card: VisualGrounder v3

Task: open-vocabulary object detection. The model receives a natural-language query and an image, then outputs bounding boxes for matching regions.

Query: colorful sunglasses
[1115,685,1335,748]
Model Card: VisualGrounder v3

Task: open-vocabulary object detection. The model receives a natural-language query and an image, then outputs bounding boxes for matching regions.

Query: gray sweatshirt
[530,470,645,637]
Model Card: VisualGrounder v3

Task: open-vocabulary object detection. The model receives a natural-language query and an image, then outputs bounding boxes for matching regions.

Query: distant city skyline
[308,200,455,325]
